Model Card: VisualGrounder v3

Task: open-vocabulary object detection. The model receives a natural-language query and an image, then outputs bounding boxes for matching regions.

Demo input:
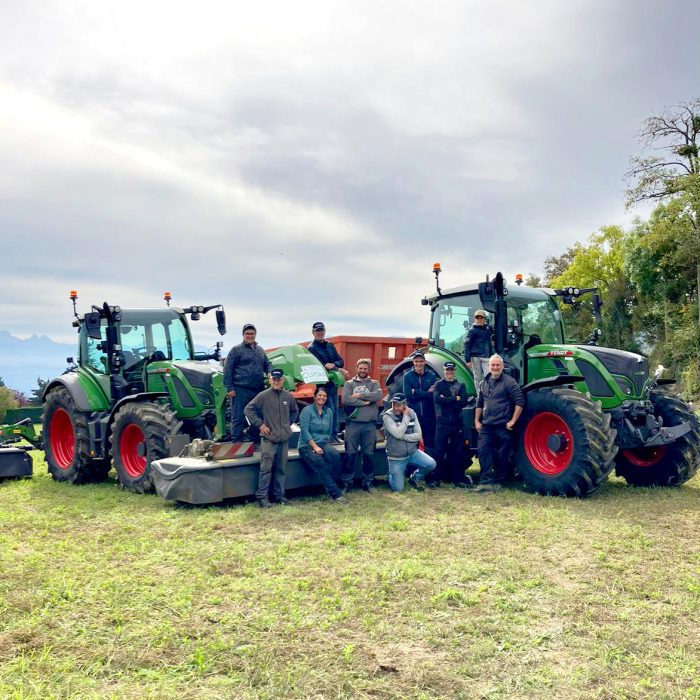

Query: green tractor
[41,293,341,494]
[41,293,230,492]
[386,268,700,497]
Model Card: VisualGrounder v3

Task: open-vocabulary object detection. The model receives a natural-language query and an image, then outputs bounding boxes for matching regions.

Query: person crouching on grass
[298,386,347,504]
[244,368,299,508]
[382,392,436,492]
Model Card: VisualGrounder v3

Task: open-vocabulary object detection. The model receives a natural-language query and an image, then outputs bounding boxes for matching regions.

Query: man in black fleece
[473,355,524,493]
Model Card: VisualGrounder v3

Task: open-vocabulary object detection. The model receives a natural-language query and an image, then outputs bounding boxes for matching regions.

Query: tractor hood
[172,360,222,392]
[576,346,648,395]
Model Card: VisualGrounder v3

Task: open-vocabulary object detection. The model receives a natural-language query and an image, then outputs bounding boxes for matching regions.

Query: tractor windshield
[429,293,481,355]
[429,288,565,355]
[118,310,193,369]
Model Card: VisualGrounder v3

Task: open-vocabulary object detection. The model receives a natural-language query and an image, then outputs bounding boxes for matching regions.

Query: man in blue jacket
[403,352,439,467]
[224,324,271,443]
[463,309,493,396]
[307,321,345,441]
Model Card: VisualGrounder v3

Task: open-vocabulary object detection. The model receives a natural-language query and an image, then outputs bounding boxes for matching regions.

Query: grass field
[1,451,699,700]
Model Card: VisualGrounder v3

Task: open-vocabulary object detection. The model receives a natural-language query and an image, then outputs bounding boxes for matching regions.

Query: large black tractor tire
[615,388,700,487]
[42,387,110,484]
[515,387,617,497]
[110,402,182,494]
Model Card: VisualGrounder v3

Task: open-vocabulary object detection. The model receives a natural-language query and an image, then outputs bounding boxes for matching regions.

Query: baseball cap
[312,321,325,331]
[391,392,407,404]
[242,323,257,333]
[474,310,487,319]
[444,361,456,370]
[270,368,284,379]
[413,351,425,360]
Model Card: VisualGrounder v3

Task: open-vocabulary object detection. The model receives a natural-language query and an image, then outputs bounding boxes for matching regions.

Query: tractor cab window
[84,321,109,374]
[519,299,564,345]
[431,296,484,355]
[118,311,193,368]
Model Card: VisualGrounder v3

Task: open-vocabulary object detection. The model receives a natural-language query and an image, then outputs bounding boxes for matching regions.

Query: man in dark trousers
[342,358,382,492]
[433,361,472,488]
[244,368,299,507]
[402,352,439,470]
[473,354,525,493]
[463,309,493,396]
[224,323,271,443]
[307,321,345,442]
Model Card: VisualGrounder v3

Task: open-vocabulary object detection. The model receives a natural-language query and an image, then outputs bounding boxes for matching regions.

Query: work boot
[273,496,291,506]
[332,495,349,504]
[471,483,501,494]
[257,498,272,508]
[407,472,425,491]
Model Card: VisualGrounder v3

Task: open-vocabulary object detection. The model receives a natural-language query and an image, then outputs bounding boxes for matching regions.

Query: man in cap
[402,351,439,476]
[382,392,436,492]
[307,321,346,442]
[463,310,494,396]
[245,368,299,507]
[224,323,271,443]
[473,354,524,493]
[433,361,472,487]
[341,358,382,492]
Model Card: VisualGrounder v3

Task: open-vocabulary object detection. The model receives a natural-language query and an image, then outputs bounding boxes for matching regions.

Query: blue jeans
[387,450,436,492]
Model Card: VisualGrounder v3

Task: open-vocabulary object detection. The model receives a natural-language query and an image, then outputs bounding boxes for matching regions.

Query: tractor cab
[426,278,565,383]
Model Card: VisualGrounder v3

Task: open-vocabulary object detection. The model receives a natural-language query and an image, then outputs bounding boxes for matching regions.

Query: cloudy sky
[0,0,698,351]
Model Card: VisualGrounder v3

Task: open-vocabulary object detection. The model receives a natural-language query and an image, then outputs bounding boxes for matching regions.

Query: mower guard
[152,440,388,505]
[0,446,33,479]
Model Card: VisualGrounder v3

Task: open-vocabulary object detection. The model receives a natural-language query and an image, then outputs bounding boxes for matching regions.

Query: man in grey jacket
[341,358,381,492]
[244,368,299,507]
[382,392,436,492]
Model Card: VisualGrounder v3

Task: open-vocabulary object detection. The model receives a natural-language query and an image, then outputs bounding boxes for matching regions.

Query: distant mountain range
[0,330,75,394]
[0,330,210,395]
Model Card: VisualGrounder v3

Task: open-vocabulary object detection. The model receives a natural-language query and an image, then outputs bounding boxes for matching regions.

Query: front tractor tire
[42,387,110,484]
[615,388,700,487]
[515,387,617,497]
[110,402,182,494]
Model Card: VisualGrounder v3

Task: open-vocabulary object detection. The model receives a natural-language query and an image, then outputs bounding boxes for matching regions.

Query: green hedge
[5,407,43,424]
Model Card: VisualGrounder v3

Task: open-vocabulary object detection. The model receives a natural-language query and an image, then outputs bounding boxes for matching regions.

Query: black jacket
[433,378,467,424]
[307,339,344,369]
[403,367,439,420]
[476,372,525,426]
[463,324,494,362]
[244,387,299,443]
[224,342,271,391]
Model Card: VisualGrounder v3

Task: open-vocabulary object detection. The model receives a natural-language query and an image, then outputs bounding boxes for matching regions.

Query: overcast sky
[0,0,698,351]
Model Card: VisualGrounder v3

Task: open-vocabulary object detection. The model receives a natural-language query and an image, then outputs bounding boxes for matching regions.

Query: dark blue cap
[242,323,256,333]
[270,368,284,379]
[390,392,407,404]
[413,351,425,360]
[312,321,325,331]
[444,361,456,370]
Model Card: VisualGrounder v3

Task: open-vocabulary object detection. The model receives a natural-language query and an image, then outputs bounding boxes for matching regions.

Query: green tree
[0,386,18,423]
[31,377,49,406]
[550,226,636,349]
[626,99,700,326]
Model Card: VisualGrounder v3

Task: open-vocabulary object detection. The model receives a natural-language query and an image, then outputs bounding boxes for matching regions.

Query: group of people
[223,312,524,508]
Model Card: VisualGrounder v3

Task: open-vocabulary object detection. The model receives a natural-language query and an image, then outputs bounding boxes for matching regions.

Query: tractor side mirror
[84,312,102,340]
[216,309,226,336]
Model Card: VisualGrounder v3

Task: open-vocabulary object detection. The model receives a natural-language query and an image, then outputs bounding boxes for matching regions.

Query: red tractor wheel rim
[622,446,666,467]
[120,424,147,478]
[524,412,574,475]
[49,408,75,469]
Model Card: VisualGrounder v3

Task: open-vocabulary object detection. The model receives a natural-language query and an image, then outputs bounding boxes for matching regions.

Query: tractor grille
[577,347,648,396]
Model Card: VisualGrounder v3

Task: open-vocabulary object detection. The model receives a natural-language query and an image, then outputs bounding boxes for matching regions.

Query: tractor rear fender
[42,375,92,411]
[522,375,584,394]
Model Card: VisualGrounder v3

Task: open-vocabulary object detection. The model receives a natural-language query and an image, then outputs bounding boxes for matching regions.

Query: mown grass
[1,452,699,700]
